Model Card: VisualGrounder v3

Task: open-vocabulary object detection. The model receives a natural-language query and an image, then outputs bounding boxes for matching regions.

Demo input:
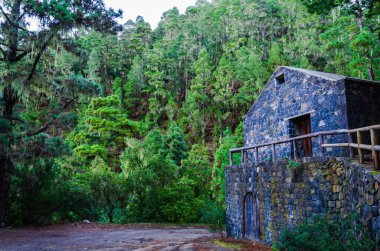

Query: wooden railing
[229,124,380,169]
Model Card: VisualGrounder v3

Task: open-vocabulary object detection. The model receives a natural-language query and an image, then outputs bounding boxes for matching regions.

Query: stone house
[244,66,380,161]
[226,67,380,244]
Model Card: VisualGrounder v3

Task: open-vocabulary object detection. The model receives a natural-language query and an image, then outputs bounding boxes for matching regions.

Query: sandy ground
[0,223,270,251]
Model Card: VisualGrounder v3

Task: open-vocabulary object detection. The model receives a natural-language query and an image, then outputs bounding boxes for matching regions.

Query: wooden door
[244,193,259,240]
[300,116,312,156]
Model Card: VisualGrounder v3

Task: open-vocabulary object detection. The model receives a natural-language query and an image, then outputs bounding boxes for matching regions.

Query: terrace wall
[226,157,380,244]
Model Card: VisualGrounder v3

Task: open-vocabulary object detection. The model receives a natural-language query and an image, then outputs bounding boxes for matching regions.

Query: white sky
[104,0,198,28]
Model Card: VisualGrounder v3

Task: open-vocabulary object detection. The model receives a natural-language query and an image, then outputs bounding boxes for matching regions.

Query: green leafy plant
[200,201,226,239]
[276,214,374,251]
[286,160,302,173]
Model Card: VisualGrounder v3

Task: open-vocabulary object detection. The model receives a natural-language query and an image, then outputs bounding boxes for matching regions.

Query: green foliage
[69,94,145,167]
[9,158,63,225]
[286,160,302,171]
[299,0,339,15]
[182,143,212,197]
[200,201,226,238]
[277,214,375,251]
[121,129,179,221]
[158,177,203,223]
[212,124,243,203]
[77,157,128,223]
[165,122,189,166]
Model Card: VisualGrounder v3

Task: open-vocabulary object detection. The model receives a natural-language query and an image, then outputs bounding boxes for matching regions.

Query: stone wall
[226,157,380,244]
[243,67,349,162]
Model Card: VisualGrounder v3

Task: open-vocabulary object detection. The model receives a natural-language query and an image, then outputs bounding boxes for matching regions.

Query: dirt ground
[0,223,270,251]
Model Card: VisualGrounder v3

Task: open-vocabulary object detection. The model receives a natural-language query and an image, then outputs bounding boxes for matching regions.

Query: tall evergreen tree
[0,0,122,226]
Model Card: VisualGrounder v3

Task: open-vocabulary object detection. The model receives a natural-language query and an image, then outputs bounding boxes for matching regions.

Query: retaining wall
[226,157,380,244]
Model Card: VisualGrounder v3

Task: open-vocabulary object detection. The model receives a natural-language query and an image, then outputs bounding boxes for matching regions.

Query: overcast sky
[104,0,198,28]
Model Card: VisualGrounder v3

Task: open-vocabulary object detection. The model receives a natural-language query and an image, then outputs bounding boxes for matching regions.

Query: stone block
[367,195,374,206]
[332,185,340,193]
[332,193,339,200]
[328,201,336,208]
[331,175,339,185]
[336,201,342,209]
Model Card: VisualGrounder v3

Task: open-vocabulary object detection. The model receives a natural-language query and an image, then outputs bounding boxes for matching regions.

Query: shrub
[158,177,204,223]
[201,201,226,238]
[276,214,374,251]
[286,159,302,172]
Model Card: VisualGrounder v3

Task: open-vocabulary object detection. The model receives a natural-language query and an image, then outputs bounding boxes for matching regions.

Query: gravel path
[0,223,221,251]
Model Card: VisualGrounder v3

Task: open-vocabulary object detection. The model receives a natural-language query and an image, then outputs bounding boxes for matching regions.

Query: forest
[0,0,379,227]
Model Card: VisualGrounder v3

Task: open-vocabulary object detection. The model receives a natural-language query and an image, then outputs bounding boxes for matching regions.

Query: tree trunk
[259,25,268,60]
[369,62,375,81]
[0,155,12,227]
[108,207,114,223]
[356,12,364,31]
[0,86,16,227]
[355,0,364,31]
[1,0,22,226]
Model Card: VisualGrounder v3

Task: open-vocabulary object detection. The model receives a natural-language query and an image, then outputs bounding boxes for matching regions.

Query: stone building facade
[227,67,380,244]
[243,67,380,161]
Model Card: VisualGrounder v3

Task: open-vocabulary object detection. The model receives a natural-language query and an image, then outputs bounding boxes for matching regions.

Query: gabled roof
[281,66,380,85]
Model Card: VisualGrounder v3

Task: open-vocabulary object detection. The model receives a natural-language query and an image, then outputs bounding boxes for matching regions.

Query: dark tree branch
[11,117,25,123]
[25,97,78,137]
[26,32,55,83]
[11,49,30,62]
[0,5,29,32]
[0,5,13,26]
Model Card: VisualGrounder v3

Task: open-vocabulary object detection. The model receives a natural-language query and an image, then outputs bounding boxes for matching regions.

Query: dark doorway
[290,114,312,157]
[244,193,259,241]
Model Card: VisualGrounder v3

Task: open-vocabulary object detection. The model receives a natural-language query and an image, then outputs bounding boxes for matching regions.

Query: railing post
[255,147,259,164]
[319,134,324,157]
[247,150,251,165]
[357,131,364,164]
[347,132,354,158]
[293,140,297,160]
[244,150,248,165]
[272,144,276,162]
[229,151,233,166]
[370,129,379,170]
[241,150,244,165]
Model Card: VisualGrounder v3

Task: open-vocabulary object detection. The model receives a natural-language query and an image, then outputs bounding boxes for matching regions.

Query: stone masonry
[227,66,380,245]
[226,157,380,244]
[243,67,380,162]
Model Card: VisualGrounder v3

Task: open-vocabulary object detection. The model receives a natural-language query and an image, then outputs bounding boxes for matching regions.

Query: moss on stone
[214,240,242,250]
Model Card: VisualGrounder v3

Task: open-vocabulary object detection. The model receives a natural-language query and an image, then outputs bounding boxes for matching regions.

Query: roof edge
[282,66,345,81]
[346,77,380,86]
[278,66,380,85]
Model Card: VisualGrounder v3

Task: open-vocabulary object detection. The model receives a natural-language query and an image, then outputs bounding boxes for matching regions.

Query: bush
[286,159,302,172]
[158,177,204,223]
[201,201,226,238]
[276,214,374,251]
